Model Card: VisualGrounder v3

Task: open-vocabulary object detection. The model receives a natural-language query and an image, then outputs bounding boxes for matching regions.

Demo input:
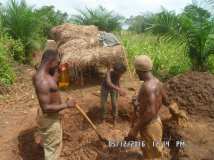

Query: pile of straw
[51,23,124,69]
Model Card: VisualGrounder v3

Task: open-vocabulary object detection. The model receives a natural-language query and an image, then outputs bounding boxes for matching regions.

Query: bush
[117,32,191,79]
[0,42,15,85]
[2,35,25,63]
[1,0,43,63]
[35,5,69,38]
[127,14,155,33]
[148,6,214,71]
[207,55,214,73]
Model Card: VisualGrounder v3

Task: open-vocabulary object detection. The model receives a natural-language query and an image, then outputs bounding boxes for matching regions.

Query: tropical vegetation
[0,0,214,87]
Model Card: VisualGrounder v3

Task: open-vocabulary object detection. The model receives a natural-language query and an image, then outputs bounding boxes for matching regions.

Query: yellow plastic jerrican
[58,63,70,89]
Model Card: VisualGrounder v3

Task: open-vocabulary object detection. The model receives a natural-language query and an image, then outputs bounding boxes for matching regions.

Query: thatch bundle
[51,23,124,69]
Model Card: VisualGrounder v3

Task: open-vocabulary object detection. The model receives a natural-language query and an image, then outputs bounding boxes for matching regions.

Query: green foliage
[127,13,155,33]
[0,35,25,63]
[71,6,123,32]
[8,38,25,63]
[35,5,69,38]
[0,0,72,87]
[149,10,180,36]
[0,0,42,63]
[207,55,214,73]
[118,32,191,79]
[126,15,145,33]
[0,18,15,86]
[183,4,210,20]
[0,41,15,85]
[148,5,214,71]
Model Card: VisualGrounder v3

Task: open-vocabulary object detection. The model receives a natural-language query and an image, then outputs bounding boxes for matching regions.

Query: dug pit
[15,71,214,160]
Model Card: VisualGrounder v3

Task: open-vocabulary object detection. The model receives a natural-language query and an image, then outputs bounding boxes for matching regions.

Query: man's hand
[66,98,76,108]
[118,89,127,97]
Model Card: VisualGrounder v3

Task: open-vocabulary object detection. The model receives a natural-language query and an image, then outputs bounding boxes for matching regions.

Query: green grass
[117,32,192,79]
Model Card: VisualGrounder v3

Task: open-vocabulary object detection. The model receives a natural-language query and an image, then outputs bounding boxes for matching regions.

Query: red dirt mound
[165,71,214,119]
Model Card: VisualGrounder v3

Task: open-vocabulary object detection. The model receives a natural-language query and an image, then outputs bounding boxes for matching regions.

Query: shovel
[75,104,109,145]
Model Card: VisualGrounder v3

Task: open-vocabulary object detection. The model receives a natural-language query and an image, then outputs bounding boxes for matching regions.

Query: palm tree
[35,5,69,38]
[1,0,42,63]
[71,6,123,32]
[149,5,214,71]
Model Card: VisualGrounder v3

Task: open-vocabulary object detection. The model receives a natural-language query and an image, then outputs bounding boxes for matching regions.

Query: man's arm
[41,99,68,113]
[106,70,121,91]
[43,98,76,113]
[35,81,74,113]
[106,69,126,96]
[37,88,69,113]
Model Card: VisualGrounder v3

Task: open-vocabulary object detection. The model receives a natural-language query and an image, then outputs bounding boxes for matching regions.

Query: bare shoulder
[33,73,51,93]
[157,79,165,92]
[143,78,161,94]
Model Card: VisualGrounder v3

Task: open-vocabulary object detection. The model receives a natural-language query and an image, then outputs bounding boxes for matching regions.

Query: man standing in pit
[100,62,127,125]
[33,49,76,160]
[125,55,166,159]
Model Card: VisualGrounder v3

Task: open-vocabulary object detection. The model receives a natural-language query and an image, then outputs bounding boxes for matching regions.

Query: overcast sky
[1,0,193,17]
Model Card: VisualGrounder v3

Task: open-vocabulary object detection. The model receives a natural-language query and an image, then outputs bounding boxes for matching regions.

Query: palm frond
[148,10,185,45]
[70,6,122,31]
[1,0,42,62]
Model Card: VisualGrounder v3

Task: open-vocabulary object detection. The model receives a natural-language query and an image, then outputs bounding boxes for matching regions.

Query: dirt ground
[165,71,214,119]
[0,65,214,160]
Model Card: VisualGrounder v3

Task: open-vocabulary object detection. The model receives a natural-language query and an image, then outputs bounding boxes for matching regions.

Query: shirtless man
[33,49,76,160]
[125,55,166,159]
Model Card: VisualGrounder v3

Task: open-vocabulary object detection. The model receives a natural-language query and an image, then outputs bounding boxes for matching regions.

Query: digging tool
[74,104,109,145]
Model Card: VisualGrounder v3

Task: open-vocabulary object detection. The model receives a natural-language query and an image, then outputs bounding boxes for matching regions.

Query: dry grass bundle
[51,23,99,46]
[51,23,124,68]
[51,23,125,85]
[60,45,124,68]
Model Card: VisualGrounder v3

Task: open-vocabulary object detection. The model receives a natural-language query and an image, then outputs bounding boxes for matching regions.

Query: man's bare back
[138,78,163,121]
[130,77,165,132]
[125,55,164,159]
